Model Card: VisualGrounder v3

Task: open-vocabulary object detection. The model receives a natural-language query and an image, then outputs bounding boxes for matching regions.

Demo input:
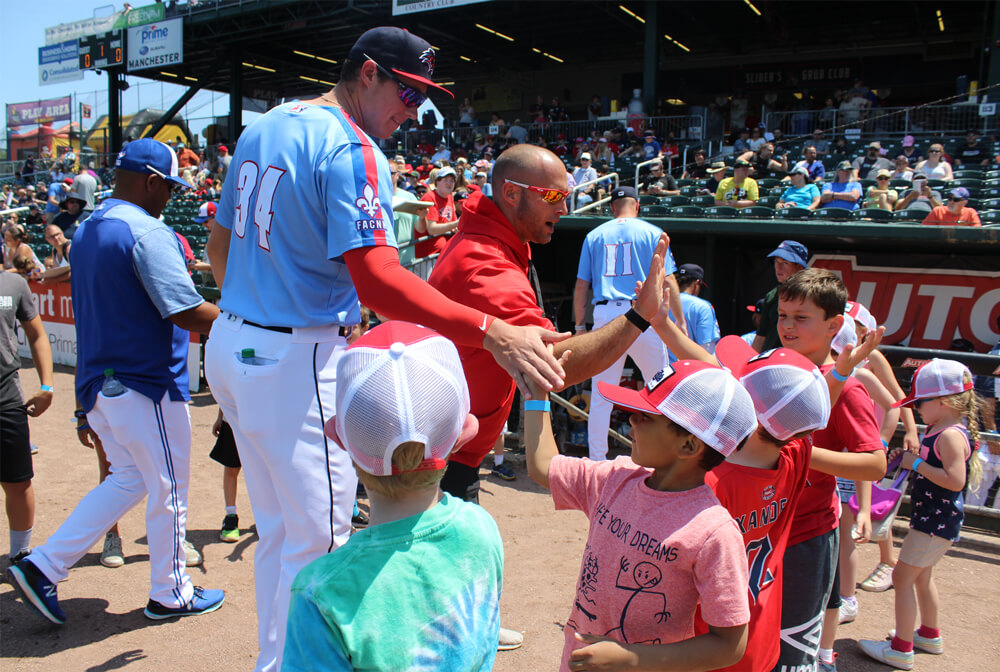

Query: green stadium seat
[638,195,660,205]
[979,198,1000,210]
[661,195,691,206]
[644,205,670,216]
[756,178,781,189]
[981,210,1000,224]
[758,196,780,208]
[667,205,704,218]
[927,179,948,189]
[776,207,812,220]
[851,208,892,222]
[680,186,700,197]
[953,170,984,179]
[893,209,926,222]
[741,206,776,219]
[702,206,739,218]
[692,195,716,207]
[859,179,876,190]
[813,207,853,221]
[676,179,694,187]
[889,179,911,189]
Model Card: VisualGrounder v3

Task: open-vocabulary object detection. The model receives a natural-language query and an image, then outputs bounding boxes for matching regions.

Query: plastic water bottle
[240,348,273,366]
[101,368,127,397]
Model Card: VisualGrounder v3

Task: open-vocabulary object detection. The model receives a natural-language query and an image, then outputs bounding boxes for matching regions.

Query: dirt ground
[2,366,999,671]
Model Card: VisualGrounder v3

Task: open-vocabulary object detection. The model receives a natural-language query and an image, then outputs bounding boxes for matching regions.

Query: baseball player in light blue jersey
[674,263,721,360]
[8,139,223,625]
[573,186,685,460]
[204,27,568,672]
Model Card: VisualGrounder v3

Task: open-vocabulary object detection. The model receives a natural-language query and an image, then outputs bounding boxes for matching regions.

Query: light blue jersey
[576,217,676,302]
[667,292,720,363]
[216,102,397,328]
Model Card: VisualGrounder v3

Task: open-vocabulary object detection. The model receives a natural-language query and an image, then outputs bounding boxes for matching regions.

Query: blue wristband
[40,384,54,392]
[830,368,850,382]
[911,457,924,472]
[524,399,551,412]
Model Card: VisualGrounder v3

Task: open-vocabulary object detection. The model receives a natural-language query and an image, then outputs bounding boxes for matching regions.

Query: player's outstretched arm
[345,245,569,397]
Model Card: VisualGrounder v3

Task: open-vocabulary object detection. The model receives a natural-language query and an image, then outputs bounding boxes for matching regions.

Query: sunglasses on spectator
[929,149,942,153]
[364,53,426,109]
[504,179,569,204]
[948,196,965,201]
[146,165,185,195]
[877,176,889,180]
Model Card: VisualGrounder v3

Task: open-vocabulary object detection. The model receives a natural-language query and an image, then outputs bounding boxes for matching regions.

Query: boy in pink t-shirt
[524,359,758,671]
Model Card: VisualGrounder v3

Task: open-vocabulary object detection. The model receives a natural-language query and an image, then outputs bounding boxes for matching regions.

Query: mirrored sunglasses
[365,53,427,109]
[504,178,569,204]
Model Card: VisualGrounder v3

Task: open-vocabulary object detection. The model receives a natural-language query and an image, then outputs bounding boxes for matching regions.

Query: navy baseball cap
[767,240,809,268]
[949,187,970,200]
[610,185,638,202]
[114,138,192,189]
[348,27,454,99]
[677,263,707,285]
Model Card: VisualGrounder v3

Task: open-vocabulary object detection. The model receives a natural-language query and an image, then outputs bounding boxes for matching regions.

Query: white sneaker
[498,626,523,651]
[838,597,858,624]
[860,562,894,592]
[100,531,124,568]
[183,539,202,567]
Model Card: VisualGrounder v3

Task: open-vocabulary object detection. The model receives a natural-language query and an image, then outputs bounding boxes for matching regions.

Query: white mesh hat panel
[335,333,469,476]
[741,363,830,441]
[653,367,757,456]
[831,314,857,354]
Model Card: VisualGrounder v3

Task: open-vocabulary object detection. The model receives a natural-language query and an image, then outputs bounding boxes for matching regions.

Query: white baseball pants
[205,313,356,672]
[29,389,195,608]
[587,300,668,461]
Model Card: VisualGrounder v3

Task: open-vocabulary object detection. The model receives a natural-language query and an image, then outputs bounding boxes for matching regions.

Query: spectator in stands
[25,204,44,228]
[617,137,643,159]
[682,149,709,179]
[506,119,528,145]
[699,161,727,196]
[52,192,87,237]
[900,135,924,166]
[216,145,231,184]
[752,240,809,353]
[591,138,614,165]
[472,171,492,197]
[733,128,751,153]
[662,132,680,162]
[821,161,863,211]
[40,225,71,283]
[811,129,831,155]
[3,225,41,272]
[548,97,565,123]
[431,142,451,164]
[955,129,990,168]
[458,97,475,126]
[587,95,602,121]
[890,156,914,181]
[922,187,981,226]
[715,158,759,208]
[528,94,545,120]
[416,155,434,180]
[749,127,766,151]
[572,153,599,207]
[740,142,788,177]
[640,160,679,196]
[915,143,953,181]
[862,170,899,211]
[792,145,826,183]
[777,166,821,210]
[176,142,199,170]
[45,178,70,225]
[894,172,942,213]
[452,189,470,218]
[1,185,12,209]
[675,264,720,354]
[642,130,661,160]
[771,128,790,155]
[819,98,837,129]
[415,166,460,258]
[852,142,893,180]
[71,166,98,218]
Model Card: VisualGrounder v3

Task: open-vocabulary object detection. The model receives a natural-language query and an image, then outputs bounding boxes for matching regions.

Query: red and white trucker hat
[831,313,858,355]
[326,321,469,476]
[715,335,830,441]
[845,300,876,332]
[598,360,757,456]
[893,358,973,408]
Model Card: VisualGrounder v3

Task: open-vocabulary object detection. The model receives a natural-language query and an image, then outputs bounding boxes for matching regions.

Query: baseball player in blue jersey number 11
[573,186,684,461]
[204,27,568,672]
[8,139,224,625]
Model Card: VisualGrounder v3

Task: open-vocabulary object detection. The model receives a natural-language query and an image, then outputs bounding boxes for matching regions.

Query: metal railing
[764,103,996,141]
[633,158,671,191]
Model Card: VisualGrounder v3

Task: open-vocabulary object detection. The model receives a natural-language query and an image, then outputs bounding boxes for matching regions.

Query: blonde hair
[355,441,445,498]
[939,372,983,492]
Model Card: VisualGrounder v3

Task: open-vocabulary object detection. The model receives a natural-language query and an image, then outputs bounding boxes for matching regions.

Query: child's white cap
[715,336,831,441]
[831,313,858,354]
[893,358,973,408]
[845,300,877,332]
[327,321,469,476]
[598,360,757,456]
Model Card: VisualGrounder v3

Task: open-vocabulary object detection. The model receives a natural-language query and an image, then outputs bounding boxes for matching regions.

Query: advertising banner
[45,3,165,45]
[38,40,82,86]
[16,281,201,391]
[127,18,183,72]
[811,254,1000,353]
[6,96,72,128]
[392,0,490,15]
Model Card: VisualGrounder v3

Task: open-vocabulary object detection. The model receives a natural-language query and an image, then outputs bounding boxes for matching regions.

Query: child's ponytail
[942,372,983,493]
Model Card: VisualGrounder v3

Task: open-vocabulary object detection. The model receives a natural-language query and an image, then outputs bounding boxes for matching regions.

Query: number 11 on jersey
[233,161,287,251]
[604,242,634,277]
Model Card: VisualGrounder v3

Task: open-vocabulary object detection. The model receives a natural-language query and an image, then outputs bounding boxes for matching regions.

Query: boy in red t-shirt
[774,269,887,672]
[415,166,459,258]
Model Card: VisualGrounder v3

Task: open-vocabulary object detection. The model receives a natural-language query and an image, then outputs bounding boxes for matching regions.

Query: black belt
[243,319,351,337]
[595,299,632,306]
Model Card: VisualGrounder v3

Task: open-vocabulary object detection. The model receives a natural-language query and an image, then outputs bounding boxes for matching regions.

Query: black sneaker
[219,514,240,543]
[492,462,517,481]
[352,508,370,527]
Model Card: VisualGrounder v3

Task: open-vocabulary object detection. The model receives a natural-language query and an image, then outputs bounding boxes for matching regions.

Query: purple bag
[848,469,909,520]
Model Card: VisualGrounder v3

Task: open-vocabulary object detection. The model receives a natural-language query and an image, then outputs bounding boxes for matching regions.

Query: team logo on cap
[354,183,386,231]
[418,47,435,76]
[645,365,674,391]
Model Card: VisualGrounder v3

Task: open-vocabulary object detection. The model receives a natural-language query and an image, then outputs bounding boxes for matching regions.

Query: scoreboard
[78,30,124,70]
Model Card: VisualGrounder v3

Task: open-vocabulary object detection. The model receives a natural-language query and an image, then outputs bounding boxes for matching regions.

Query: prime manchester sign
[127,18,183,72]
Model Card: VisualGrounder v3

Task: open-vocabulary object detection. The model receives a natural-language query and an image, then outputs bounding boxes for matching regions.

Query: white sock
[225,505,237,516]
[494,454,504,466]
[10,527,32,556]
[818,647,835,664]
[842,595,857,606]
